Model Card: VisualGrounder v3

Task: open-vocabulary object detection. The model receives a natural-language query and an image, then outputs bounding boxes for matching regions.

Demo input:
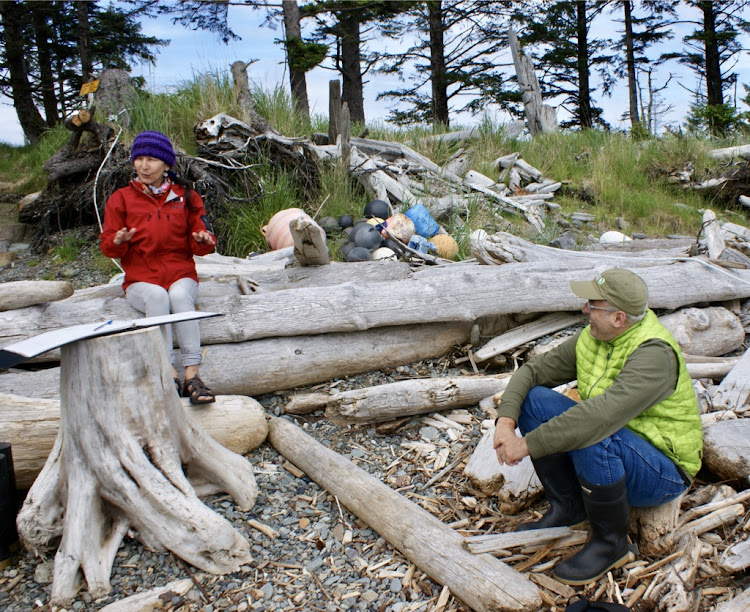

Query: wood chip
[247,519,280,539]
[283,460,305,478]
[625,583,646,608]
[530,573,575,599]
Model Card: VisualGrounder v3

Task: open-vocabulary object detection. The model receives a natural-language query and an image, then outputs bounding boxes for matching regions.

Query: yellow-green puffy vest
[576,310,702,476]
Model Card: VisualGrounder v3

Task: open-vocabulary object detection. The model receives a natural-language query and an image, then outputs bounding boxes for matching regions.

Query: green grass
[0,127,68,192]
[52,236,86,263]
[218,166,307,258]
[93,251,121,275]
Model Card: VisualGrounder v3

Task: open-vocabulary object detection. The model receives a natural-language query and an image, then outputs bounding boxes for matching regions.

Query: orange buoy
[430,234,459,260]
[261,208,313,250]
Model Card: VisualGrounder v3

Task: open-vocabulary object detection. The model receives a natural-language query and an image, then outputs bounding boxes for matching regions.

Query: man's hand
[493,416,529,466]
[192,231,215,246]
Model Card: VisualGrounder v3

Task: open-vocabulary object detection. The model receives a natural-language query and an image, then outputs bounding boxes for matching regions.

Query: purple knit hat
[130,131,176,167]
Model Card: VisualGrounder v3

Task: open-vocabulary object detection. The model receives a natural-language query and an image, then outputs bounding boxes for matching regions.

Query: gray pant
[125,278,202,367]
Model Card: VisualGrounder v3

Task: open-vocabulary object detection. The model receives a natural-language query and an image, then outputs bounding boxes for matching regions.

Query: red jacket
[100,180,215,291]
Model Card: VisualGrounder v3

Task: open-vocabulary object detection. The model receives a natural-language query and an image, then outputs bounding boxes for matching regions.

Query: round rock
[344,246,373,261]
[364,199,390,220]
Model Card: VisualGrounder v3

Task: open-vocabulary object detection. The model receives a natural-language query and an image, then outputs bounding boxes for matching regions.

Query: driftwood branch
[321,375,510,424]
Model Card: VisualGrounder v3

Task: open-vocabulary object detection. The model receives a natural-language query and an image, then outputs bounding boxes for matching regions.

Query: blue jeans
[518,386,688,507]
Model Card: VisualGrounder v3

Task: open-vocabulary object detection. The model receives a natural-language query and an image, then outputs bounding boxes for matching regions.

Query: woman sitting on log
[100,130,217,404]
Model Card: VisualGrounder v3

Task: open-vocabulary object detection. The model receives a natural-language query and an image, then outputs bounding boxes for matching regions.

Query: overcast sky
[1,3,748,145]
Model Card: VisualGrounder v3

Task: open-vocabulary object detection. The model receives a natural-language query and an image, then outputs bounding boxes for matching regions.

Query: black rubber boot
[552,476,636,585]
[516,453,586,531]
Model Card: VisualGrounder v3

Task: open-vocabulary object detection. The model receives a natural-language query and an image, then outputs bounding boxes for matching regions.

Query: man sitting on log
[493,268,702,585]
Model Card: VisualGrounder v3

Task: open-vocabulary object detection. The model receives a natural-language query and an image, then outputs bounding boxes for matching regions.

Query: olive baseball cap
[570,268,648,315]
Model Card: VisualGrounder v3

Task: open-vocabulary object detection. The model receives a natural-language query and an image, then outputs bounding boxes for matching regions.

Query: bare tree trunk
[428,0,449,127]
[329,79,342,143]
[230,61,274,134]
[507,28,557,134]
[700,1,723,108]
[340,11,365,124]
[282,0,311,122]
[0,0,47,144]
[31,3,59,126]
[576,1,593,128]
[623,0,640,128]
[76,1,93,82]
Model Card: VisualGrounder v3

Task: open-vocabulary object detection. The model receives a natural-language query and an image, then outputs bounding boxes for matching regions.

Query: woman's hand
[192,231,215,246]
[113,227,136,245]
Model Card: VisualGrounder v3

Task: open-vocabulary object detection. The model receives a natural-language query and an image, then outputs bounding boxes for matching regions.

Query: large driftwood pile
[193,112,561,233]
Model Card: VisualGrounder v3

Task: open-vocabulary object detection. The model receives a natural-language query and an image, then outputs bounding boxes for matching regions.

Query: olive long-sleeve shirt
[495,331,679,459]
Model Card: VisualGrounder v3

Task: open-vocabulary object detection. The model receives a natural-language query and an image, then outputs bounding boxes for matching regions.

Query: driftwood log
[711,344,750,414]
[5,260,750,352]
[0,393,268,489]
[318,375,511,424]
[0,322,472,399]
[629,495,685,556]
[655,306,744,357]
[16,326,258,605]
[473,313,583,362]
[507,27,557,135]
[267,416,542,611]
[0,280,74,311]
[463,428,542,515]
[714,588,750,612]
[702,418,750,480]
[289,215,329,266]
[470,230,692,265]
[98,579,194,612]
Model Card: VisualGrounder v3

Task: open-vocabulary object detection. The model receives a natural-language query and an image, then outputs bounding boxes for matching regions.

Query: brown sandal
[183,375,216,405]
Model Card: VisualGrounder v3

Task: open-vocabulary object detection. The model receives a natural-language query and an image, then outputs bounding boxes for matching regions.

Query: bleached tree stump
[629,494,685,556]
[289,216,329,266]
[463,428,542,515]
[16,326,258,606]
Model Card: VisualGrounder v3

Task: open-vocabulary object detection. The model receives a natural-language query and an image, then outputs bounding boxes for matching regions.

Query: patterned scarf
[134,175,172,196]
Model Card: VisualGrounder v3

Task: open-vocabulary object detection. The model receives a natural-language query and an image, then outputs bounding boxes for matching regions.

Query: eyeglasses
[586,300,619,313]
